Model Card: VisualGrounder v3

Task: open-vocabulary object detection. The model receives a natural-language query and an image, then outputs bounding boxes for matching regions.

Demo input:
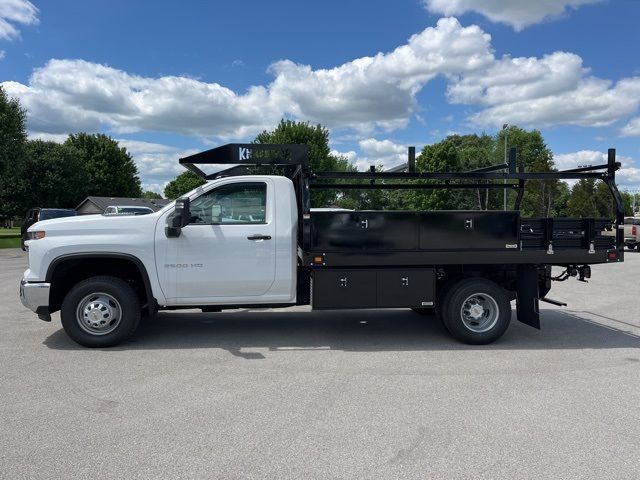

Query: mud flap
[515,265,540,329]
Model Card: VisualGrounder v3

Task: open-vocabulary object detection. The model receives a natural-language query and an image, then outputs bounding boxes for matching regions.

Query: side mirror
[165,197,190,238]
[174,197,190,227]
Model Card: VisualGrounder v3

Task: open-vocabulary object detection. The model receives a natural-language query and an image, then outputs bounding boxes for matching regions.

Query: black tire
[441,278,511,345]
[435,280,458,328]
[60,276,141,348]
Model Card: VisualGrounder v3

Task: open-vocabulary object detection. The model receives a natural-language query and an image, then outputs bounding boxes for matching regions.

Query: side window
[189,182,267,225]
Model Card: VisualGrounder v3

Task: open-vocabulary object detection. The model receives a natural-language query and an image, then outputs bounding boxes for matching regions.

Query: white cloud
[0,0,38,41]
[0,50,5,60]
[359,138,406,159]
[332,139,409,171]
[621,117,640,137]
[358,138,408,169]
[330,149,357,162]
[27,131,68,142]
[447,52,585,106]
[2,18,493,139]
[554,150,640,188]
[554,150,606,170]
[116,139,200,194]
[423,0,602,31]
[445,47,640,128]
[4,16,640,141]
[464,76,640,128]
[266,18,492,132]
[2,61,282,138]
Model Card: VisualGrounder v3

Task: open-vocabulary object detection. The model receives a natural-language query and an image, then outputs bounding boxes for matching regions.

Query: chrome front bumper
[19,280,51,321]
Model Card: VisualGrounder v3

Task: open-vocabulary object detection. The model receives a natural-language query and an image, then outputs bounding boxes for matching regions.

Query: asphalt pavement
[1,248,639,479]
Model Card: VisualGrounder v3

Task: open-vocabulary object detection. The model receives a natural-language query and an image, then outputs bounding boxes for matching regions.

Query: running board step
[539,297,567,307]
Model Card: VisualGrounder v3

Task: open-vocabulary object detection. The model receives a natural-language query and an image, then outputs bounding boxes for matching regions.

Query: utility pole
[502,124,508,210]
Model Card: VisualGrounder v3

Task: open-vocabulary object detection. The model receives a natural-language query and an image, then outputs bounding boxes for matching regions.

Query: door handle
[247,234,272,241]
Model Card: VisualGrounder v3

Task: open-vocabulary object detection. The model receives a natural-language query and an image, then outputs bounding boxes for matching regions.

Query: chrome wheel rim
[460,293,499,333]
[76,293,122,335]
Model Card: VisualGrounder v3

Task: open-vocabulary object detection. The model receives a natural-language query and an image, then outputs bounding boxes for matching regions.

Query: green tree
[496,127,556,216]
[65,133,142,198]
[594,181,614,218]
[410,139,461,210]
[620,191,634,217]
[22,140,89,208]
[404,128,558,214]
[550,181,571,217]
[0,85,28,219]
[164,170,206,199]
[254,120,355,207]
[567,179,598,217]
[142,190,163,199]
[446,133,495,210]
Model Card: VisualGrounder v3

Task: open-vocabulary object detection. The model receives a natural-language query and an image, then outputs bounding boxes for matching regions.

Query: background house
[76,196,171,215]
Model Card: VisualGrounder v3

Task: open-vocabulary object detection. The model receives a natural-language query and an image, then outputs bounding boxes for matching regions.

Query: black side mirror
[165,197,190,238]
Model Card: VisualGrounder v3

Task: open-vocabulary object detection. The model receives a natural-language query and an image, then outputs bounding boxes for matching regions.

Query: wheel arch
[46,253,157,315]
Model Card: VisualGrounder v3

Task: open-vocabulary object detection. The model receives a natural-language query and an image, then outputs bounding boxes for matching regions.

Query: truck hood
[28,213,161,236]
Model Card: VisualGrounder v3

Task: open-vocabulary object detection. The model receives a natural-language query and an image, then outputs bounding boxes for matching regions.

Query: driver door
[160,180,276,304]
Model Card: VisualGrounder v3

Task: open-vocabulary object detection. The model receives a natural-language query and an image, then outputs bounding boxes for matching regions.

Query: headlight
[26,231,46,240]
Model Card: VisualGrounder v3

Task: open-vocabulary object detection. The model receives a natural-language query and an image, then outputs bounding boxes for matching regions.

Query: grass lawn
[0,228,21,249]
[0,237,21,249]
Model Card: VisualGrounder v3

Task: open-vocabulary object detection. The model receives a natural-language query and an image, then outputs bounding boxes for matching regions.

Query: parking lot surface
[1,249,639,480]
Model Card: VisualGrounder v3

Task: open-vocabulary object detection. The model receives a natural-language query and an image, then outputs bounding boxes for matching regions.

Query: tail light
[633,226,637,236]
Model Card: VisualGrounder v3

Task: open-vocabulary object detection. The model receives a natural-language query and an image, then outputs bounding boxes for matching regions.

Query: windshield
[39,209,77,220]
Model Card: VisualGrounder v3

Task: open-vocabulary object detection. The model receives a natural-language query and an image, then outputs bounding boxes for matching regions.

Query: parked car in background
[623,216,640,250]
[103,206,154,216]
[21,208,77,250]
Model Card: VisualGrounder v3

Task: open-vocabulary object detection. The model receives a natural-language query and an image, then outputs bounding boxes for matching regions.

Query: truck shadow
[43,308,640,356]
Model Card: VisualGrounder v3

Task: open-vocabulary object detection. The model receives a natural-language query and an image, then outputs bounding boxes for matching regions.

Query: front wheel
[441,278,511,345]
[60,276,141,348]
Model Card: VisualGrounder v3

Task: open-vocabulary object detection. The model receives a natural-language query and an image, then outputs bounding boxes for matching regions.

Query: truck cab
[154,176,297,305]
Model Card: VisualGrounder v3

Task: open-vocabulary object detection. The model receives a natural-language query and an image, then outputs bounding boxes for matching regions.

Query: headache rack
[180,143,625,265]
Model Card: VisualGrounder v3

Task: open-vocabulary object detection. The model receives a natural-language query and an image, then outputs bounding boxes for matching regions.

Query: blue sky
[1,0,639,193]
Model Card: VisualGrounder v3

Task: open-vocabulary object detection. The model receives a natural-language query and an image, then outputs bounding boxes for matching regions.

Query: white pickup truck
[20,143,625,348]
[623,217,640,249]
